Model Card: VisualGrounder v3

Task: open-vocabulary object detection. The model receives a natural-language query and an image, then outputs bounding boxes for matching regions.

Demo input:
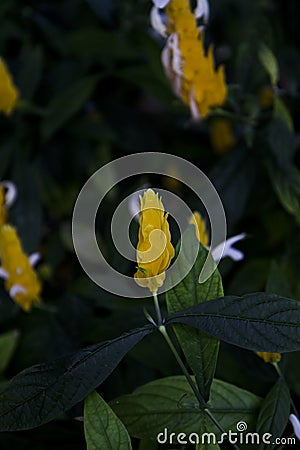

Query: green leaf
[110,376,261,440]
[166,293,300,352]
[84,391,132,450]
[197,416,221,450]
[197,442,220,450]
[258,44,279,85]
[41,75,100,141]
[267,160,300,221]
[274,97,294,132]
[0,325,153,431]
[256,379,290,450]
[166,226,223,401]
[0,330,19,373]
[266,261,293,298]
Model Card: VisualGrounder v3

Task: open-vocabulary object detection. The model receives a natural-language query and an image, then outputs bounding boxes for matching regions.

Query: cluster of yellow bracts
[0,184,41,312]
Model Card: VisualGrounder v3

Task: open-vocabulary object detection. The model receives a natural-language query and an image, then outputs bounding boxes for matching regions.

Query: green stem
[152,291,162,326]
[154,293,240,450]
[158,324,205,406]
[205,409,241,450]
[273,362,299,417]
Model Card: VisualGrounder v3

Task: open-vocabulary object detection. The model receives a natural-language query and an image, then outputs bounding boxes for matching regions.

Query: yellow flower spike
[256,352,282,364]
[134,189,175,294]
[189,211,209,247]
[0,225,42,312]
[0,186,7,228]
[0,58,19,115]
[161,0,227,119]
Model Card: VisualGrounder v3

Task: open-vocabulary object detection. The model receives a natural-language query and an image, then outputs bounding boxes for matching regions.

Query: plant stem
[152,291,162,326]
[153,294,203,402]
[158,324,205,406]
[273,362,299,417]
[154,293,240,450]
[204,409,241,450]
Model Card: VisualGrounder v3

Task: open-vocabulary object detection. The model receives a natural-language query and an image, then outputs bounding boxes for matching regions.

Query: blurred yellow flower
[0,225,41,312]
[210,118,235,154]
[189,211,209,247]
[190,210,246,262]
[256,352,281,364]
[157,0,227,119]
[134,189,175,293]
[0,58,19,115]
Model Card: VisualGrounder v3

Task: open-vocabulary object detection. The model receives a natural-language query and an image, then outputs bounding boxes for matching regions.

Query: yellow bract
[164,0,227,118]
[256,352,281,364]
[0,225,41,312]
[189,211,209,247]
[134,189,175,293]
[0,58,19,115]
[0,186,7,228]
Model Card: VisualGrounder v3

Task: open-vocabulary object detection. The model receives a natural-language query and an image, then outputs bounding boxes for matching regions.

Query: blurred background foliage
[1,0,300,448]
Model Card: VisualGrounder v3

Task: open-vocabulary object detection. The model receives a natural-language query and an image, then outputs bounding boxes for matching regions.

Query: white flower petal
[74,416,84,422]
[172,74,182,97]
[161,43,172,77]
[29,252,41,267]
[211,233,246,262]
[189,90,201,121]
[150,7,167,37]
[0,181,17,208]
[289,414,300,440]
[0,268,8,279]
[194,0,210,23]
[152,0,170,8]
[169,34,183,76]
[10,284,27,299]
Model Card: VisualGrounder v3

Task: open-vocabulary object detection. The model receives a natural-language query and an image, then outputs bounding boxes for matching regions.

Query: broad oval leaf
[166,226,223,401]
[110,376,261,440]
[197,416,221,450]
[166,293,300,353]
[256,379,290,450]
[0,325,153,431]
[84,391,132,450]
